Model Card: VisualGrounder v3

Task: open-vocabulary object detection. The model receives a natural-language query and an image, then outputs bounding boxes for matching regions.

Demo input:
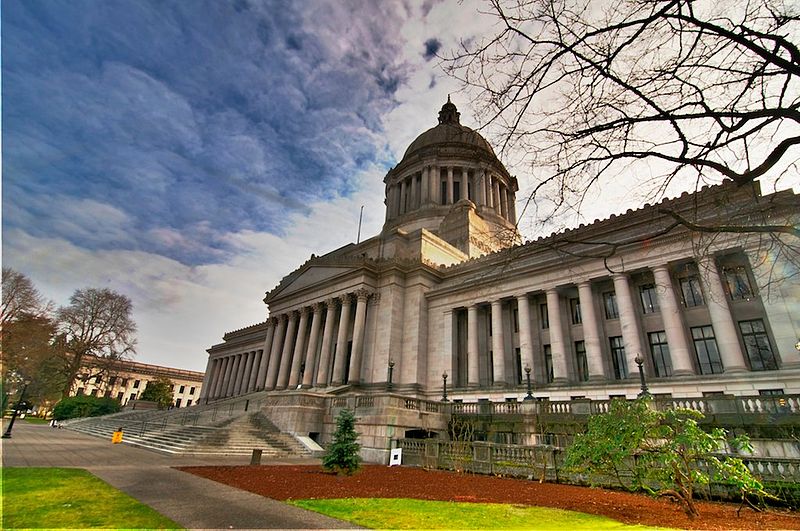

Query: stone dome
[401,97,496,160]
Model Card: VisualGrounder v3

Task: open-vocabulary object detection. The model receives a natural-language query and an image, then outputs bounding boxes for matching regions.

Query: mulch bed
[177,464,800,530]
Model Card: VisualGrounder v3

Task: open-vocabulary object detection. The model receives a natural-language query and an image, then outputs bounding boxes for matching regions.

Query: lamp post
[387,360,395,391]
[441,372,449,402]
[523,365,534,401]
[634,354,650,398]
[3,380,30,439]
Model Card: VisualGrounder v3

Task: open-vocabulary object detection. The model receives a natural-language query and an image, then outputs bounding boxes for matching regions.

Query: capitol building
[196,99,800,457]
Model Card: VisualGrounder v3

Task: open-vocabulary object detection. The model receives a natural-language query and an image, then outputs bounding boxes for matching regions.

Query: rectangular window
[116,391,124,401]
[609,336,627,379]
[575,340,588,382]
[723,266,754,300]
[603,292,619,319]
[94,374,102,384]
[512,308,519,333]
[175,398,182,408]
[759,389,784,396]
[739,319,778,371]
[121,378,128,387]
[544,345,553,383]
[90,389,98,397]
[569,298,582,325]
[515,347,522,385]
[540,304,549,329]
[639,284,659,314]
[133,379,140,389]
[679,276,704,307]
[130,393,137,401]
[108,376,117,386]
[190,387,196,395]
[453,180,461,202]
[440,181,447,205]
[179,385,185,394]
[187,400,193,407]
[648,331,673,377]
[691,325,724,374]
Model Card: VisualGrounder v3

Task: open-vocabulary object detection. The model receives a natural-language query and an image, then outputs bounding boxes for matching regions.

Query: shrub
[323,409,361,475]
[52,395,121,420]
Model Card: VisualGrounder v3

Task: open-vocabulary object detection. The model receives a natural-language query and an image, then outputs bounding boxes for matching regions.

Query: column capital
[354,288,372,301]
[576,280,593,288]
[338,293,353,306]
[310,301,324,314]
[298,306,310,316]
[325,297,339,309]
[514,292,530,301]
[266,316,279,326]
[651,264,670,274]
[276,313,288,323]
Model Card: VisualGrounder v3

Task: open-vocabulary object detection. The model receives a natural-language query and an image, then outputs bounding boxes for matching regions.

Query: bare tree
[57,288,137,394]
[446,0,800,242]
[1,268,51,330]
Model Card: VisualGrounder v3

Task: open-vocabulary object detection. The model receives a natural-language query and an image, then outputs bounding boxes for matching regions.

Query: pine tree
[322,409,361,475]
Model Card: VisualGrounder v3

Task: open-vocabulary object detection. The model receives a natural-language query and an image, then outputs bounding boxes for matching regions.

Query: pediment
[266,265,359,302]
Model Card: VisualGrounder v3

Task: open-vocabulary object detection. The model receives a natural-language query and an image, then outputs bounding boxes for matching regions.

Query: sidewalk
[2,422,357,529]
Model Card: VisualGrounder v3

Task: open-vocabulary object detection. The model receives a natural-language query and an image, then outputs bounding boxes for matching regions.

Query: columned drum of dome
[382,97,520,257]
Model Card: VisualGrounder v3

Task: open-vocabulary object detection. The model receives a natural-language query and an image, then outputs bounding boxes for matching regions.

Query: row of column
[454,257,749,387]
[201,289,375,401]
[386,164,515,223]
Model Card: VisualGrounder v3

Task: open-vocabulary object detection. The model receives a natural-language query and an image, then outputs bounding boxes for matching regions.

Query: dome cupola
[381,98,521,257]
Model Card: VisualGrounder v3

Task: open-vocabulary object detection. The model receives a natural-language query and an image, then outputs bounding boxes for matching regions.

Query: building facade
[201,99,800,409]
[73,357,205,408]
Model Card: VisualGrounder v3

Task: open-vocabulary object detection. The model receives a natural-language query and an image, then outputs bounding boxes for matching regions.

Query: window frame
[647,330,673,377]
[603,291,619,319]
[691,325,724,375]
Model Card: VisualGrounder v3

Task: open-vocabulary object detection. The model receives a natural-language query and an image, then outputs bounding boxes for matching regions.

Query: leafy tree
[139,377,174,409]
[52,395,121,420]
[447,0,799,273]
[323,409,361,475]
[57,288,137,394]
[565,398,771,517]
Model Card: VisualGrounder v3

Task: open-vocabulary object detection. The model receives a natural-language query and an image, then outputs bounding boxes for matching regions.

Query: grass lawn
[2,467,181,529]
[290,498,675,530]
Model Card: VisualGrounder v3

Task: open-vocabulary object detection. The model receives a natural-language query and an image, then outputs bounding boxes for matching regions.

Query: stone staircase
[62,395,311,457]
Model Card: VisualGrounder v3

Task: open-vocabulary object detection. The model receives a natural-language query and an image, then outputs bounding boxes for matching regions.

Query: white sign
[389,448,402,466]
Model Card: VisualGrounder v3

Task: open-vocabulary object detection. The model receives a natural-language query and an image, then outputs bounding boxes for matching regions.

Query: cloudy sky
[4,0,503,371]
[7,0,793,373]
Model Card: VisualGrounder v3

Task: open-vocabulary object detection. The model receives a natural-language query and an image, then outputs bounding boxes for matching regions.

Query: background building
[73,357,204,408]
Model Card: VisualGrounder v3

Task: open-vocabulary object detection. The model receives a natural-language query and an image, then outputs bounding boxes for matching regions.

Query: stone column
[331,294,353,386]
[430,165,439,204]
[613,273,645,378]
[421,167,429,204]
[490,300,506,385]
[198,357,214,403]
[265,315,287,390]
[242,350,256,393]
[399,179,407,214]
[348,290,370,385]
[316,299,338,386]
[698,256,748,372]
[215,356,231,398]
[229,354,243,396]
[211,357,226,399]
[236,353,250,396]
[493,178,501,215]
[545,288,568,382]
[276,311,299,389]
[467,304,480,386]
[500,185,508,220]
[443,309,454,383]
[302,303,324,388]
[477,170,486,206]
[516,294,535,376]
[486,174,494,208]
[288,308,310,388]
[652,265,694,375]
[447,167,454,204]
[255,318,276,390]
[509,193,517,224]
[577,282,606,380]
[410,174,418,210]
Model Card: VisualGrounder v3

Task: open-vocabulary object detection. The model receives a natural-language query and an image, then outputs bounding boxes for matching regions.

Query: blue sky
[4,0,493,371]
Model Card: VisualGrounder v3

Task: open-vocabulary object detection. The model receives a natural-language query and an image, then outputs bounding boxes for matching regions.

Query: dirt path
[178,464,800,530]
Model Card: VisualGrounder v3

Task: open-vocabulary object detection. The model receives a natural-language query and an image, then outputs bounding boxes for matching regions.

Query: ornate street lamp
[634,354,650,398]
[441,372,449,402]
[3,379,31,439]
[387,360,395,391]
[523,365,534,401]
